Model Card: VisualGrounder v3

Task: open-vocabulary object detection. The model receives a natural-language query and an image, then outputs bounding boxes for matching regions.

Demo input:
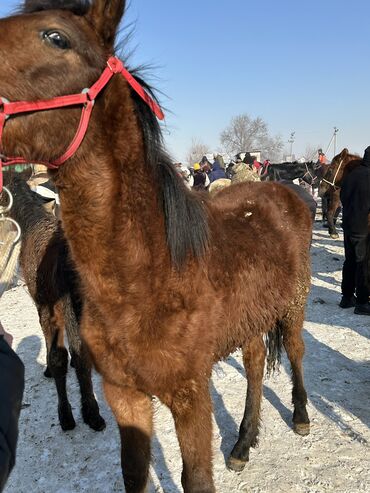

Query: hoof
[293,423,310,436]
[82,404,106,432]
[226,455,248,472]
[330,233,339,239]
[60,414,76,431]
[85,413,106,432]
[59,404,76,431]
[44,366,52,378]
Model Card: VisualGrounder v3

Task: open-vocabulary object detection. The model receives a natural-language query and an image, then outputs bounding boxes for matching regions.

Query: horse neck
[56,77,168,279]
[337,157,362,185]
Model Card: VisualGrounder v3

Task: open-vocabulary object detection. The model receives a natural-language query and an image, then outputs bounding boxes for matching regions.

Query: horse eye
[42,31,70,50]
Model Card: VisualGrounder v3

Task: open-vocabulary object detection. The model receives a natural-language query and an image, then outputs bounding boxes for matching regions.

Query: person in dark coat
[339,146,370,314]
[0,323,24,491]
[213,153,225,169]
[209,161,226,183]
[200,156,212,174]
[191,163,210,191]
[225,161,236,180]
[243,152,254,167]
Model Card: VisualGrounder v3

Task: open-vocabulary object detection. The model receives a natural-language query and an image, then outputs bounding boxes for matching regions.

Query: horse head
[0,1,132,176]
[0,1,210,268]
[318,148,358,197]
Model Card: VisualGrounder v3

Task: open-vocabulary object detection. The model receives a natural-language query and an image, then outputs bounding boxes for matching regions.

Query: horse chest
[83,316,205,396]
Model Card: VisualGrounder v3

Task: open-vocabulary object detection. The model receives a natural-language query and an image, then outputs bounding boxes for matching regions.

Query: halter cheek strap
[0,56,164,191]
[321,158,344,190]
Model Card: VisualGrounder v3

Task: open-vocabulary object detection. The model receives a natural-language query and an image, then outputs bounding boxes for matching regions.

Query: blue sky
[1,0,369,162]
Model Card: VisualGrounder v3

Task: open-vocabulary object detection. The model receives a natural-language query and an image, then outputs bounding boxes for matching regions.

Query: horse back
[210,181,312,243]
[206,181,312,355]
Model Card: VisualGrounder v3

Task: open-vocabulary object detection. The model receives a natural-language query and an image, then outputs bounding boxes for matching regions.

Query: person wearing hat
[339,146,370,315]
[317,148,327,165]
[189,163,210,191]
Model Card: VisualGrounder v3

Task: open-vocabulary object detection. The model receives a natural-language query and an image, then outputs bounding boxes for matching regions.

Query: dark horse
[261,161,322,188]
[318,148,361,238]
[0,2,312,491]
[2,173,105,432]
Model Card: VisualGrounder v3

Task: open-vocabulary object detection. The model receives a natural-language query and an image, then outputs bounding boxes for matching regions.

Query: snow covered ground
[1,224,369,493]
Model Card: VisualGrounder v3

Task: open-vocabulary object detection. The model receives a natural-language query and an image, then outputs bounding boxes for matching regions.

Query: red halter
[0,56,165,191]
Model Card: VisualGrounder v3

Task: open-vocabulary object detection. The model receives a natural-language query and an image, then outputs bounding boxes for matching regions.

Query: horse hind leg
[227,335,266,472]
[70,343,106,431]
[37,307,52,378]
[63,298,106,431]
[281,309,310,435]
[39,305,76,430]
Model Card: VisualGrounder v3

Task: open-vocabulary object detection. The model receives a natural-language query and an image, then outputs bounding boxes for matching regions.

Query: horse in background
[319,148,361,238]
[0,2,312,491]
[2,175,105,432]
[261,161,322,189]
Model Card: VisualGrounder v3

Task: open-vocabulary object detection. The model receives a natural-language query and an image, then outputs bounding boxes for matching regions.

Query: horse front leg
[227,335,265,472]
[327,195,339,238]
[321,193,328,225]
[104,382,153,493]
[327,189,342,238]
[169,383,215,493]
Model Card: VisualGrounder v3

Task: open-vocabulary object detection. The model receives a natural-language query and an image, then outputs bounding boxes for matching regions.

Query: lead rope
[0,186,21,297]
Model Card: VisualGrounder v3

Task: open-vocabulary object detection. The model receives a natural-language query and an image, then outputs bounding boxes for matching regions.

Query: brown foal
[0,2,312,491]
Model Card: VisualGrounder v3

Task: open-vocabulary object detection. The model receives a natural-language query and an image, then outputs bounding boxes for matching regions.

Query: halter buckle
[0,97,10,120]
[107,57,123,74]
[81,88,95,107]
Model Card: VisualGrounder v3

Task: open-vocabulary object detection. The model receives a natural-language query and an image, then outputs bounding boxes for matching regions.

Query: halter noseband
[301,162,316,185]
[0,56,164,191]
[321,158,344,191]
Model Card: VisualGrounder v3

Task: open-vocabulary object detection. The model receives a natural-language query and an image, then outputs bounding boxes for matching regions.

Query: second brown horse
[319,148,361,238]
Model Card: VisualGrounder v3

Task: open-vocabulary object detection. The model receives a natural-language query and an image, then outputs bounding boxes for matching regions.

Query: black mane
[22,0,90,15]
[129,72,209,267]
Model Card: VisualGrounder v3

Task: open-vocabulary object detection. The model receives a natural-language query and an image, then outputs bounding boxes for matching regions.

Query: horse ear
[87,0,126,50]
[341,148,349,156]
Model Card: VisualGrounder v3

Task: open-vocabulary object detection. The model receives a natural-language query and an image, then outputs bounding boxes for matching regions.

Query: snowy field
[1,224,369,493]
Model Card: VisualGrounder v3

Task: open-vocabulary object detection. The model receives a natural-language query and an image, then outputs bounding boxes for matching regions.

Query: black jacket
[0,336,24,492]
[192,170,207,190]
[340,146,370,236]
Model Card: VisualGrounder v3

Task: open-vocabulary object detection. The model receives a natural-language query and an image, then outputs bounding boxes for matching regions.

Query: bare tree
[186,138,210,167]
[220,114,283,162]
[302,144,320,162]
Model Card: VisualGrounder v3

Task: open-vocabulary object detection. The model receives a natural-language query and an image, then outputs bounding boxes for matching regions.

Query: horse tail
[265,321,283,376]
